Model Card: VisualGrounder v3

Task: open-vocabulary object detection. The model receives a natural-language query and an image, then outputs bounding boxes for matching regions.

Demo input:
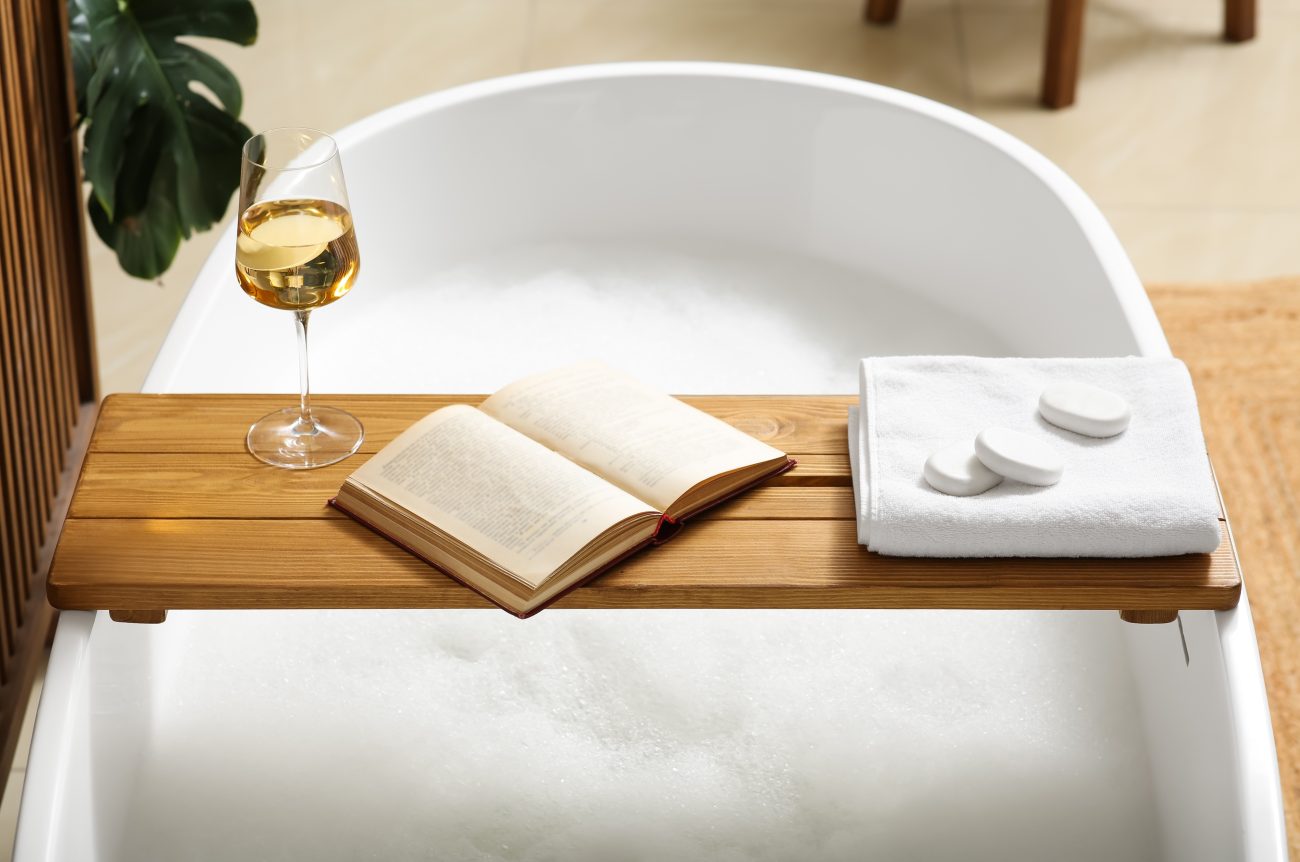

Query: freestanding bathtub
[16,64,1287,861]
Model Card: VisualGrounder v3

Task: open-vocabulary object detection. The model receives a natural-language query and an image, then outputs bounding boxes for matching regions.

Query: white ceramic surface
[16,64,1286,861]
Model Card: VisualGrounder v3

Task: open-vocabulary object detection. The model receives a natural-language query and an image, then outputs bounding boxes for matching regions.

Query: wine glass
[236,128,364,469]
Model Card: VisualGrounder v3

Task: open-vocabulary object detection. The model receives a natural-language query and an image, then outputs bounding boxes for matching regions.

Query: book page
[480,362,785,512]
[348,405,656,588]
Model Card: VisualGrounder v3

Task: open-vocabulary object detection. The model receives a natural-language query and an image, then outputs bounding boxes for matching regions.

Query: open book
[331,363,794,617]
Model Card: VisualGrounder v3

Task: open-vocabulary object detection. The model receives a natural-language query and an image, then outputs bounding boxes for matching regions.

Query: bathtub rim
[1217,583,1289,860]
[143,61,1167,393]
[13,611,93,861]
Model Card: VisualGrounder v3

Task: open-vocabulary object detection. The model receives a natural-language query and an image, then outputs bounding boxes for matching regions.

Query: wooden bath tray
[46,394,1242,623]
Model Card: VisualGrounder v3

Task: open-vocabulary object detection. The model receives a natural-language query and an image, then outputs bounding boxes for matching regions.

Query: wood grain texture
[0,0,96,800]
[1118,609,1178,624]
[49,395,1240,615]
[1148,278,1300,858]
[88,394,856,455]
[69,454,857,521]
[0,97,25,666]
[108,610,167,624]
[0,0,42,626]
[49,516,1238,612]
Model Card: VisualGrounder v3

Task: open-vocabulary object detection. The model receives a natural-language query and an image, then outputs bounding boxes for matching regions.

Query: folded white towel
[851,357,1222,557]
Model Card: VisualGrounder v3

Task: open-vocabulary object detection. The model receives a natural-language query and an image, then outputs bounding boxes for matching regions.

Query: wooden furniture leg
[1224,0,1256,42]
[864,0,900,25]
[1041,0,1086,109]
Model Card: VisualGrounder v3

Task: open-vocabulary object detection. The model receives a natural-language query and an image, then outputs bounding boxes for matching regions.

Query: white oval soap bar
[1038,381,1131,438]
[974,427,1064,486]
[924,440,1004,496]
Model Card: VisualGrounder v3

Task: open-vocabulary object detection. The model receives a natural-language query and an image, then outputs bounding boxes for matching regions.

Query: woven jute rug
[1149,278,1300,853]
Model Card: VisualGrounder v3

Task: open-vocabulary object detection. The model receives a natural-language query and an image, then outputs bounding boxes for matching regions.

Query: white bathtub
[18,64,1286,860]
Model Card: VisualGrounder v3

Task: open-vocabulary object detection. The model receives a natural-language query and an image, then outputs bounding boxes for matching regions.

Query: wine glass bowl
[237,128,364,469]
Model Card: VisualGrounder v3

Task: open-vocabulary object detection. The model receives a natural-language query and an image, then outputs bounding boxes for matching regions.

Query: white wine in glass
[236,198,359,310]
[238,129,364,469]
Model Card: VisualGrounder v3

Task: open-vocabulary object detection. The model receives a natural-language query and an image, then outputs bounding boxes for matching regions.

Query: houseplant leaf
[74,0,256,279]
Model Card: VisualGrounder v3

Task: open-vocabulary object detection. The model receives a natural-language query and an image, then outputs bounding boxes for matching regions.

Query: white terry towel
[850,356,1222,557]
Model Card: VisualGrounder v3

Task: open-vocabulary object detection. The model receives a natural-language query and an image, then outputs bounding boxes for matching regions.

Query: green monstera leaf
[72,0,257,279]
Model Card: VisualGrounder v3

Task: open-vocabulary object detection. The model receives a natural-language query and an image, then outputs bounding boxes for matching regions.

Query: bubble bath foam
[96,609,1163,861]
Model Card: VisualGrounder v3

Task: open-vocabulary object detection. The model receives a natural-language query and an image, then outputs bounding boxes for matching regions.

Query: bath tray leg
[109,610,167,624]
[863,0,900,24]
[1119,609,1177,624]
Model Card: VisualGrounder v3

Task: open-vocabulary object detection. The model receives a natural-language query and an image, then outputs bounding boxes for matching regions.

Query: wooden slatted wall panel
[0,0,97,787]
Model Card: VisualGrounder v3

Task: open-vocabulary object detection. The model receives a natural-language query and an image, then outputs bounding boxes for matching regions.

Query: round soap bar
[924,440,1004,496]
[974,427,1064,486]
[1038,381,1131,438]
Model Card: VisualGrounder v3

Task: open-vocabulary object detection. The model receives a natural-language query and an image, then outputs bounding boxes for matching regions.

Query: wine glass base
[247,406,364,470]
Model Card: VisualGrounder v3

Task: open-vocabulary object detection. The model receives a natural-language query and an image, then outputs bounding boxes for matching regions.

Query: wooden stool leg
[864,0,900,25]
[1224,0,1255,42]
[1120,609,1178,625]
[1040,0,1086,109]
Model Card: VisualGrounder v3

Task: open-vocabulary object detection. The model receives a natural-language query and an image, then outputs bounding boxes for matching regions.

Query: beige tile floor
[9,0,1295,854]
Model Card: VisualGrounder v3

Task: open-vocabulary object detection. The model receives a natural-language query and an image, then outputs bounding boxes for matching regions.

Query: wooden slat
[47,0,97,405]
[775,454,850,485]
[15,0,64,504]
[69,453,859,520]
[47,516,1240,613]
[0,357,12,674]
[1,0,56,531]
[700,486,855,519]
[0,0,38,643]
[8,0,59,585]
[49,394,1241,616]
[0,87,24,668]
[31,0,75,441]
[88,394,857,455]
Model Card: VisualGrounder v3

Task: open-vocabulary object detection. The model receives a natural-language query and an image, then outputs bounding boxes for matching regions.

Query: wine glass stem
[294,309,315,434]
